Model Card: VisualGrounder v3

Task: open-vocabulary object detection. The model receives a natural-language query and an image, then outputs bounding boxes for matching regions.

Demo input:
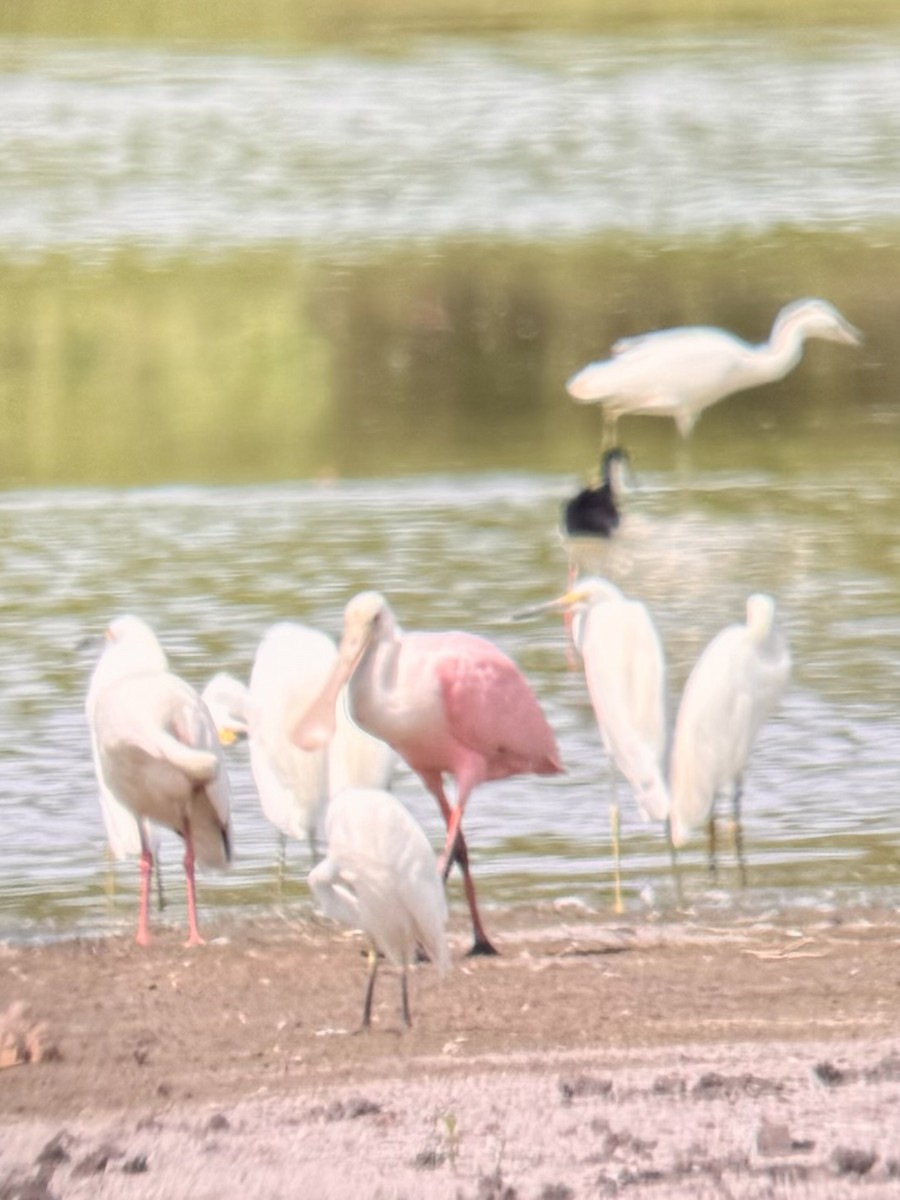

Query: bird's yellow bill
[512,588,584,620]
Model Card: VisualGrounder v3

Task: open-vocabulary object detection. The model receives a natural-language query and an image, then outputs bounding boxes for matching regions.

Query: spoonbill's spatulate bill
[669,594,791,885]
[86,615,232,946]
[294,591,563,956]
[309,787,448,1029]
[566,298,861,438]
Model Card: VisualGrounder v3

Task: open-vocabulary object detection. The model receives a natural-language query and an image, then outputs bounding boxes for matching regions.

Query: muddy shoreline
[2,903,899,1197]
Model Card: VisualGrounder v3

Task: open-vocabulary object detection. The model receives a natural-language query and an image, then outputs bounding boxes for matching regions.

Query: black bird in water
[562,447,630,539]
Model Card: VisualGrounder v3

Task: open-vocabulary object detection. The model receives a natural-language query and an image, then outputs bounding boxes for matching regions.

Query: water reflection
[0,469,897,940]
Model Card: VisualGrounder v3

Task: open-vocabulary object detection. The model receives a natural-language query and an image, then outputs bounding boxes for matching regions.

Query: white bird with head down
[309,787,448,1029]
[201,623,397,874]
[518,577,668,913]
[567,298,861,439]
[669,593,791,884]
[86,615,232,946]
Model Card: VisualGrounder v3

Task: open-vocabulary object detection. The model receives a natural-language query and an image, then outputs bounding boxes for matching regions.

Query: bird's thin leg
[609,764,624,915]
[400,966,411,1029]
[361,944,379,1029]
[707,814,718,883]
[666,817,684,909]
[136,846,154,947]
[601,414,618,451]
[732,777,747,889]
[183,824,205,948]
[430,776,498,957]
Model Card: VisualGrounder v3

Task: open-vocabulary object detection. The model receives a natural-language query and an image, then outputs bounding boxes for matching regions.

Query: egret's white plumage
[669,594,791,880]
[520,577,668,912]
[86,615,232,945]
[309,787,448,1028]
[201,624,397,867]
[200,672,250,745]
[567,298,861,438]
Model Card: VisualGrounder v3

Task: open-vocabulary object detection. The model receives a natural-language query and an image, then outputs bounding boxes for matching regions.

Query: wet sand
[2,900,900,1198]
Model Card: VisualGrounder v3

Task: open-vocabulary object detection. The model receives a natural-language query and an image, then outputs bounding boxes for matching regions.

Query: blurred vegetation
[0,0,898,47]
[0,231,894,487]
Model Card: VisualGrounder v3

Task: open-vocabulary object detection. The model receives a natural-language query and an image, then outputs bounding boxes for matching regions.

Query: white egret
[566,298,861,438]
[86,615,232,945]
[294,591,563,956]
[518,577,668,913]
[669,593,791,884]
[309,787,449,1029]
[201,624,397,876]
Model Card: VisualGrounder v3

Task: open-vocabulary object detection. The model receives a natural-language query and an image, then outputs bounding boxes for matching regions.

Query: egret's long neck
[754,312,809,382]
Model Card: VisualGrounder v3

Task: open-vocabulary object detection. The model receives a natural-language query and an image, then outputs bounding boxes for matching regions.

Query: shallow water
[0,21,898,940]
[1,31,899,254]
[1,466,897,941]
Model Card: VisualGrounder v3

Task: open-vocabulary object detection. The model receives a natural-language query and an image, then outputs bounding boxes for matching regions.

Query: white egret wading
[566,298,861,439]
[669,594,791,885]
[201,623,397,877]
[518,577,669,913]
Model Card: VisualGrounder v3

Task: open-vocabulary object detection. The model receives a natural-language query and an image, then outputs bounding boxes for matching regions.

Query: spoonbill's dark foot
[466,937,499,958]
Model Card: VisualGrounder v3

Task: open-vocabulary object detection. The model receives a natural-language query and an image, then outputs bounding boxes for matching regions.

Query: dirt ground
[2,900,900,1198]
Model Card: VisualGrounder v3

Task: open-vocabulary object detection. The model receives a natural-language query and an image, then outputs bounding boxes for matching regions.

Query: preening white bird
[566,298,861,438]
[86,615,232,946]
[518,577,669,913]
[669,594,791,884]
[201,624,397,872]
[200,672,250,746]
[308,787,449,1029]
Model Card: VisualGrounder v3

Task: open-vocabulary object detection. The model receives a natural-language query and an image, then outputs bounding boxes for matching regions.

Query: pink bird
[293,591,563,955]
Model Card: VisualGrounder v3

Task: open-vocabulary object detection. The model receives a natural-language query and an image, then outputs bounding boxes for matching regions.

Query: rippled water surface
[1,31,899,252]
[0,21,898,940]
[1,468,897,941]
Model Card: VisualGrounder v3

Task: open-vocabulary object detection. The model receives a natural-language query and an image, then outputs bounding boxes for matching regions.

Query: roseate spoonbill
[309,787,448,1029]
[86,615,232,946]
[669,594,791,885]
[201,624,397,878]
[562,447,630,540]
[566,298,861,439]
[518,577,668,913]
[294,591,563,956]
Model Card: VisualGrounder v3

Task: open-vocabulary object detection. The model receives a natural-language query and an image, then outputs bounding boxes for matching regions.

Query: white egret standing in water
[309,787,449,1029]
[566,298,861,440]
[669,593,791,885]
[201,623,397,881]
[517,577,669,913]
[86,615,232,946]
